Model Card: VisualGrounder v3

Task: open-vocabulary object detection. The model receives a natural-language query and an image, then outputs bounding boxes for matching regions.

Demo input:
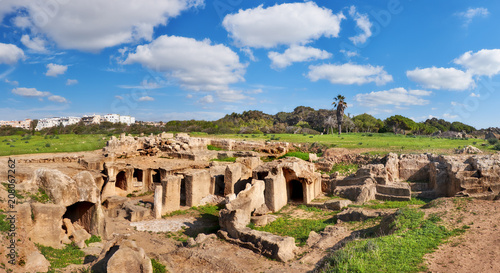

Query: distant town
[0,114,137,131]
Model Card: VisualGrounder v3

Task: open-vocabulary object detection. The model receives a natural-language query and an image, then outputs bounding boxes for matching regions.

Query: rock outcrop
[219,180,296,262]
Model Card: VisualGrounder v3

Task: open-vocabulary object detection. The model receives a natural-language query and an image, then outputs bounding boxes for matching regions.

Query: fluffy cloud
[20,35,48,53]
[222,2,345,48]
[1,0,204,51]
[268,45,332,69]
[138,96,154,101]
[0,43,24,65]
[307,63,393,85]
[124,35,245,92]
[12,87,50,97]
[348,6,372,45]
[456,7,489,26]
[48,95,68,103]
[12,87,68,103]
[354,87,431,107]
[215,90,249,102]
[45,63,68,77]
[406,67,474,90]
[66,79,78,85]
[199,95,214,104]
[454,49,500,76]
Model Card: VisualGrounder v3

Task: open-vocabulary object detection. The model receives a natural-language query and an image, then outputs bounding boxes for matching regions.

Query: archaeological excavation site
[1,133,500,272]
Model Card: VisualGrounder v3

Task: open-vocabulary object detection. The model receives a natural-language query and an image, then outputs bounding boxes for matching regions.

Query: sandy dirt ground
[423,199,500,273]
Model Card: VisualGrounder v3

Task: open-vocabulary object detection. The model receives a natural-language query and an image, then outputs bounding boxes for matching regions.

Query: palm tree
[332,95,347,135]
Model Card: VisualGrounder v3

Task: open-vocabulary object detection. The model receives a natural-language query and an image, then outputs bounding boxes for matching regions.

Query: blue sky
[1,0,500,128]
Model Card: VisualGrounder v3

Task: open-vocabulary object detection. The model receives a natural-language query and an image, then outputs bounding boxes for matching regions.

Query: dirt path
[423,199,500,273]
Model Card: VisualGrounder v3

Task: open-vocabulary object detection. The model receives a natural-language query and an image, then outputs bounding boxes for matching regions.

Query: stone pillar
[161,175,181,213]
[185,170,211,207]
[224,163,242,196]
[154,184,163,219]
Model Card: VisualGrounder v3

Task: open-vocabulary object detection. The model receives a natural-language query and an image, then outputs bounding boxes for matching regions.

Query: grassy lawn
[320,208,468,273]
[0,134,109,156]
[249,204,337,246]
[196,132,490,154]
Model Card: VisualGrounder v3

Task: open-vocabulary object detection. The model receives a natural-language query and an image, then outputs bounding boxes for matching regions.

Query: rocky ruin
[2,133,500,272]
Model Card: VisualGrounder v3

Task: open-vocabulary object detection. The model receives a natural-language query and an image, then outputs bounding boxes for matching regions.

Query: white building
[60,116,81,127]
[101,114,120,123]
[0,119,32,130]
[119,115,135,125]
[82,114,101,125]
[36,118,62,130]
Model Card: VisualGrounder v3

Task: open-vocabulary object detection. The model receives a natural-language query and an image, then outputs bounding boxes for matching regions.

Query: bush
[207,145,222,151]
[279,151,310,161]
[45,143,51,147]
[151,258,167,273]
[494,143,500,151]
[488,138,499,145]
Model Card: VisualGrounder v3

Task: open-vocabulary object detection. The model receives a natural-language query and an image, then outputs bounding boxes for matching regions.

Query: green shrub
[279,151,310,161]
[494,143,500,151]
[37,243,85,268]
[487,138,499,145]
[151,258,167,273]
[85,235,102,246]
[45,143,51,147]
[207,144,223,151]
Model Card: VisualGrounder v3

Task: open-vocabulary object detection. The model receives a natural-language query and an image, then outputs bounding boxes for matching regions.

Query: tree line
[0,107,476,136]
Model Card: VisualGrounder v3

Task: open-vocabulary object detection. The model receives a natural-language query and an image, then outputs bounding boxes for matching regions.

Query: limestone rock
[324,199,352,211]
[336,208,382,222]
[23,251,51,273]
[92,237,153,273]
[30,203,66,248]
[306,231,321,247]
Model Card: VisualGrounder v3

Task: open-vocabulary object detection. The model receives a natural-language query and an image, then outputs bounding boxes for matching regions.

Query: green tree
[332,95,347,135]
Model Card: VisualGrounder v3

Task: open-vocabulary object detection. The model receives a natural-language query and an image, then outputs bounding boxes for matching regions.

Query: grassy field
[0,132,493,156]
[194,132,491,154]
[0,134,109,156]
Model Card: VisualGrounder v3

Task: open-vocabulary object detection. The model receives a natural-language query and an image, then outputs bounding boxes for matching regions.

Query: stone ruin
[328,152,500,203]
[6,132,500,270]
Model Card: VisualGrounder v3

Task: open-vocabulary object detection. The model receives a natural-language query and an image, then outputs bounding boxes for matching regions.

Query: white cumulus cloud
[48,95,68,103]
[454,49,500,76]
[1,0,204,52]
[215,90,249,102]
[456,7,489,26]
[406,67,474,90]
[0,43,24,65]
[12,87,50,97]
[138,96,154,101]
[66,79,78,86]
[124,35,245,92]
[45,63,68,77]
[222,2,345,48]
[21,35,48,53]
[354,87,431,107]
[199,95,214,104]
[348,6,372,45]
[268,45,332,69]
[307,63,393,85]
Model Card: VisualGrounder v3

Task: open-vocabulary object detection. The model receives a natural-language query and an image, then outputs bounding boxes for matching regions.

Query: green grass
[279,151,310,161]
[84,235,102,246]
[163,205,222,241]
[207,144,223,151]
[207,133,488,154]
[349,199,429,209]
[0,134,108,156]
[151,258,167,273]
[211,157,237,162]
[37,243,85,269]
[320,208,467,273]
[28,188,51,203]
[249,216,336,246]
[329,163,359,176]
[0,211,11,232]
